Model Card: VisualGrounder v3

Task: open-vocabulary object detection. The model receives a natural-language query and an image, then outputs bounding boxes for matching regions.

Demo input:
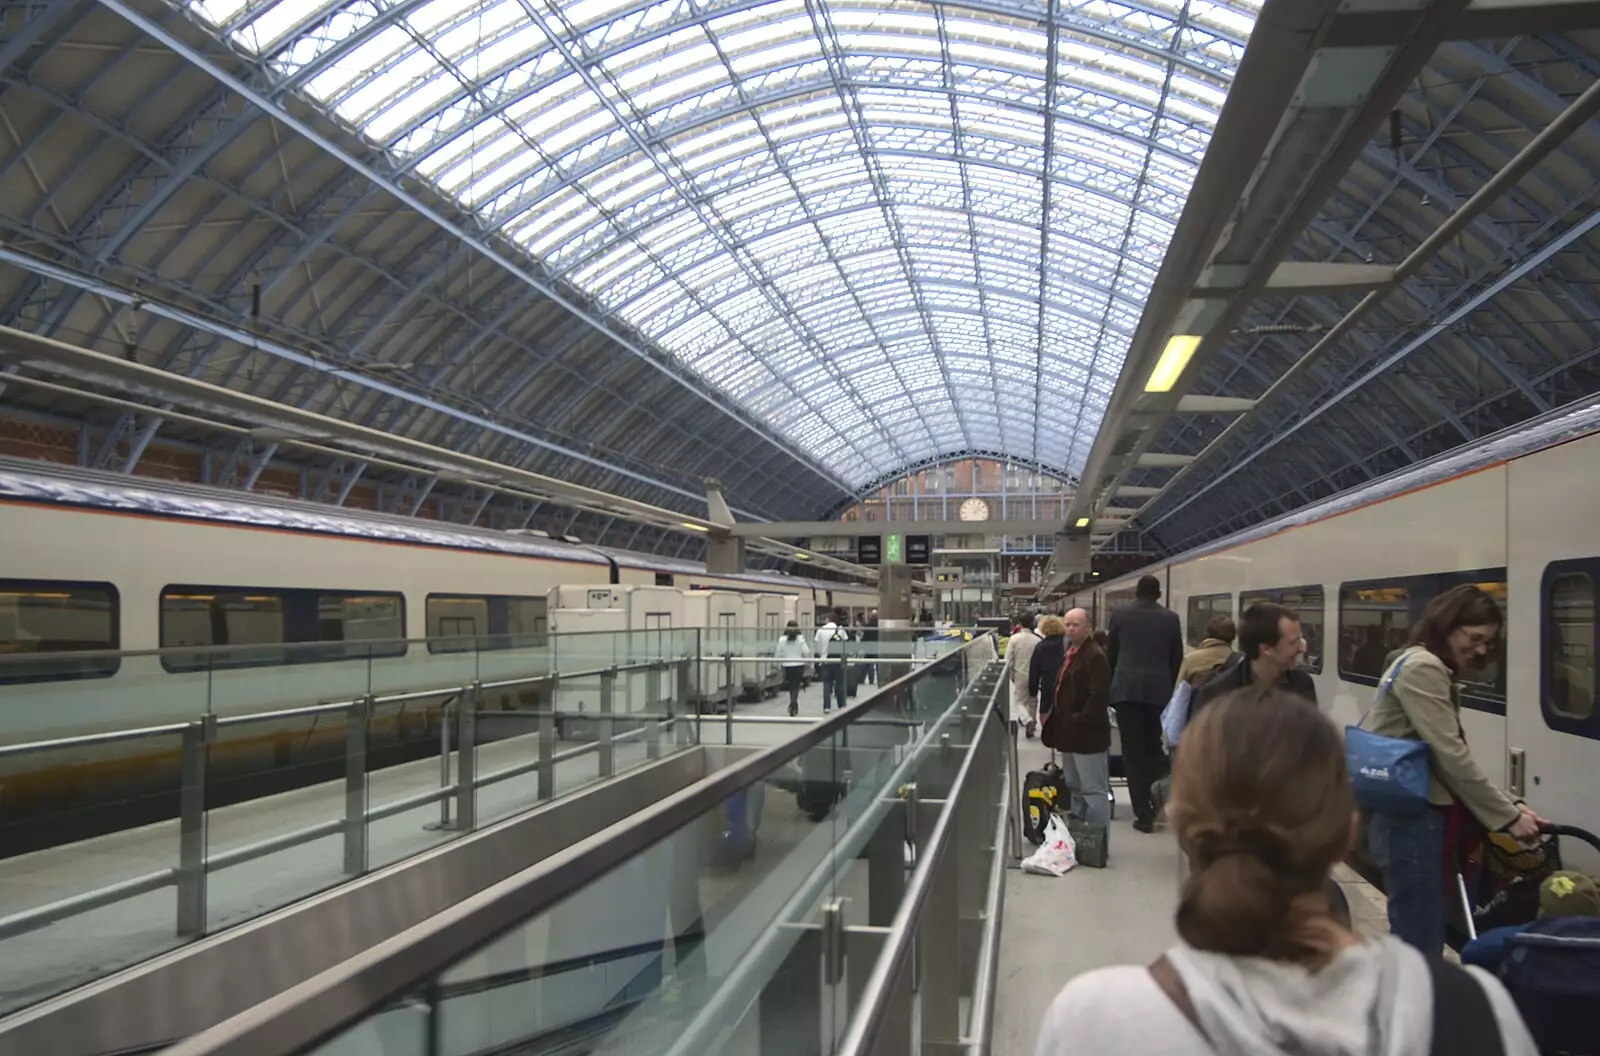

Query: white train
[0,459,878,849]
[1065,396,1600,868]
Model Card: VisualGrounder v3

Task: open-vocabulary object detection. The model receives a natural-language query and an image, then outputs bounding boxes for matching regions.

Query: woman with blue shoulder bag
[1349,585,1545,954]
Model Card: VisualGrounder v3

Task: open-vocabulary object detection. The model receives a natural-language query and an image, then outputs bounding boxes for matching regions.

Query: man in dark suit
[1107,574,1183,832]
[1041,607,1111,829]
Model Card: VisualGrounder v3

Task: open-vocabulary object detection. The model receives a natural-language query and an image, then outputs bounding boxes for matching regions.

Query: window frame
[160,584,407,672]
[1337,568,1507,714]
[1185,593,1233,648]
[0,578,121,685]
[1239,585,1325,675]
[1541,558,1599,740]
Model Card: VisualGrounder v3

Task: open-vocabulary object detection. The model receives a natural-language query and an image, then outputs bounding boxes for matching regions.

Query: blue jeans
[819,663,847,711]
[1369,808,1446,954]
[1063,751,1111,828]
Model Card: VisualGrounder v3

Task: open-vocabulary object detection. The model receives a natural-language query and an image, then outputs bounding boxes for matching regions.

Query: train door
[1507,435,1600,868]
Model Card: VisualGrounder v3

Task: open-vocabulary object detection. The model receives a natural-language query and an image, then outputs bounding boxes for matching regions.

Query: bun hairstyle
[1169,687,1353,967]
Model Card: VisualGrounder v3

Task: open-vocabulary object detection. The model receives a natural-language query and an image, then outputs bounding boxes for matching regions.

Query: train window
[318,594,404,642]
[1339,583,1410,681]
[0,580,120,684]
[162,587,407,670]
[1239,587,1324,675]
[427,594,548,652]
[654,573,674,587]
[1544,567,1595,728]
[1185,594,1233,648]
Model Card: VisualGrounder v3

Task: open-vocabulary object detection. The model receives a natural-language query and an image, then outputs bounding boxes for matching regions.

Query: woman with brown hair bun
[1033,688,1535,1056]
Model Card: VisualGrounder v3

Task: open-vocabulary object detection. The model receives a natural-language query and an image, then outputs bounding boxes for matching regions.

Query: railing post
[598,667,616,777]
[455,682,477,831]
[676,656,693,745]
[538,674,557,801]
[343,695,371,876]
[424,697,454,831]
[723,652,736,747]
[646,662,662,759]
[176,714,214,938]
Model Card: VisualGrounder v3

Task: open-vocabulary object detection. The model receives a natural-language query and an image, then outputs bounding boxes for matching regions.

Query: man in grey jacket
[1107,574,1183,832]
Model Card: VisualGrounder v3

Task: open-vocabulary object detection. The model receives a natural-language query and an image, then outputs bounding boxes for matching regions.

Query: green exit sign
[885,534,903,563]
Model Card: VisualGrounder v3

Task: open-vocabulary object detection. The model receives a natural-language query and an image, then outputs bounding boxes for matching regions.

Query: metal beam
[88,0,853,496]
[1323,0,1600,45]
[1195,261,1396,295]
[1174,395,1256,413]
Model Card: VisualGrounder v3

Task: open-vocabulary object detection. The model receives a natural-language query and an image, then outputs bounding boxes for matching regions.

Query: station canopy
[181,0,1258,486]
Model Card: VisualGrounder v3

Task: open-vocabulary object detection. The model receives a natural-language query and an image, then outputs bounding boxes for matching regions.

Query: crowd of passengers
[1001,576,1594,1055]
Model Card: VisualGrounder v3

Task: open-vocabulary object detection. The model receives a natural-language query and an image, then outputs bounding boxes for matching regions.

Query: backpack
[1022,763,1068,844]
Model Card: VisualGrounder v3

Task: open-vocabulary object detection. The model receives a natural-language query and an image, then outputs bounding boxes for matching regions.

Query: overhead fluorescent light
[679,522,710,532]
[1075,517,1090,528]
[1145,334,1201,393]
[794,553,812,560]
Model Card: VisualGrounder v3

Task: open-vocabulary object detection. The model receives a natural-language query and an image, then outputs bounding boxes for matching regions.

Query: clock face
[958,498,990,522]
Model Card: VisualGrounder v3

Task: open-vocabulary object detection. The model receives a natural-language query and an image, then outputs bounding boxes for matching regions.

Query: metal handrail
[657,663,1006,1056]
[0,658,676,757]
[835,670,1009,1056]
[161,635,995,1056]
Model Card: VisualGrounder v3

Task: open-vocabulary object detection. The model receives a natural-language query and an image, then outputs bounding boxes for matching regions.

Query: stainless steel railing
[0,656,684,944]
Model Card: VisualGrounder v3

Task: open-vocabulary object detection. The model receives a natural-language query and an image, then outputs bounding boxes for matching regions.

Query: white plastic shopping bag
[1021,814,1077,876]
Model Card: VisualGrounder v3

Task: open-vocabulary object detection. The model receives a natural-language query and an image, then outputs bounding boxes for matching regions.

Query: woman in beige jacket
[1359,585,1544,954]
[1176,614,1236,688]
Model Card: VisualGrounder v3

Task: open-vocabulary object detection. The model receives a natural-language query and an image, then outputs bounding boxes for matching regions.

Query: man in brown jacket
[1042,607,1111,828]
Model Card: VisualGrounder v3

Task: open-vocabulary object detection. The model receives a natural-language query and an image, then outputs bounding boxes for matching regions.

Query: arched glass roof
[181,0,1259,485]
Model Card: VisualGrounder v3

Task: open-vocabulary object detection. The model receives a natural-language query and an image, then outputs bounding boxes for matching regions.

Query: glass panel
[204,642,376,929]
[1548,572,1595,721]
[1340,584,1410,680]
[0,656,207,1014]
[1185,593,1233,648]
[0,579,119,682]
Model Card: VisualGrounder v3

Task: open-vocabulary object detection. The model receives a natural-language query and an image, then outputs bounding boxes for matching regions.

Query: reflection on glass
[1548,573,1594,721]
[1185,593,1232,648]
[1340,585,1409,679]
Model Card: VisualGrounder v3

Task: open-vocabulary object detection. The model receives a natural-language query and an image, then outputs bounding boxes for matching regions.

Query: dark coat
[1041,636,1112,755]
[1028,633,1067,702]
[1107,599,1184,706]
[1190,652,1318,722]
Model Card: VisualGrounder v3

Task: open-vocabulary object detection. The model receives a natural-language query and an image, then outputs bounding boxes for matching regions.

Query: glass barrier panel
[0,650,220,1013]
[365,688,465,872]
[204,642,375,931]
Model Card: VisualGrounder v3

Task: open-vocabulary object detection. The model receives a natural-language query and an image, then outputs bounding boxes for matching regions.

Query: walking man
[1006,610,1042,738]
[813,607,850,713]
[1107,574,1183,833]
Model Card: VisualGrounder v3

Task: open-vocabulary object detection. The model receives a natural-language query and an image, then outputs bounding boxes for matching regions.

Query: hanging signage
[857,535,882,565]
[885,534,903,563]
[906,535,931,565]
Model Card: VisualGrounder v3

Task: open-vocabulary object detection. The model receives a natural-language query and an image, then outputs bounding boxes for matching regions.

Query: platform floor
[0,677,855,1016]
[991,738,1393,1056]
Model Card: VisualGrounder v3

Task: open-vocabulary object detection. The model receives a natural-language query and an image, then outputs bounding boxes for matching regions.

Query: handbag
[1161,679,1192,747]
[1346,655,1433,813]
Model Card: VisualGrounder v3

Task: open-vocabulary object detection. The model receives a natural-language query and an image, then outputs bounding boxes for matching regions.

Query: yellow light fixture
[1075,517,1090,528]
[1145,334,1201,392]
[794,553,812,560]
[679,522,710,532]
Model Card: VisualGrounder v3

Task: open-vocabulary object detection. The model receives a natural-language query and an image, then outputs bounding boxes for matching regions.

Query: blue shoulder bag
[1345,655,1433,813]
